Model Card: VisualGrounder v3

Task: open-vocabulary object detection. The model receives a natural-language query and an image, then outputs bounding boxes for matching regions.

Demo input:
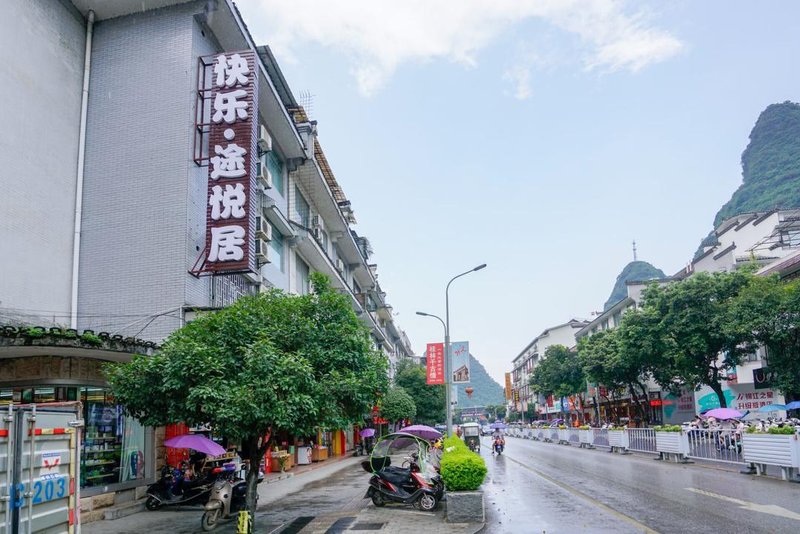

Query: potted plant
[654,425,690,460]
[607,426,629,452]
[440,437,487,523]
[578,426,594,448]
[742,427,800,480]
[557,425,571,445]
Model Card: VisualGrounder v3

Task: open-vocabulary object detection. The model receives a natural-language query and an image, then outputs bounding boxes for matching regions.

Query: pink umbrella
[399,425,442,440]
[163,434,226,457]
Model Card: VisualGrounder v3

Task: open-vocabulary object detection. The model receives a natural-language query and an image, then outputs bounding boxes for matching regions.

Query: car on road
[480,424,491,436]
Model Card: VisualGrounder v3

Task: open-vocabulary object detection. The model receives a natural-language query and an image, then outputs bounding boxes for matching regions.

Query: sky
[236,0,800,385]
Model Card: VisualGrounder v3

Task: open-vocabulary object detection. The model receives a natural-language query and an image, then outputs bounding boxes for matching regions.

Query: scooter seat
[381,467,411,485]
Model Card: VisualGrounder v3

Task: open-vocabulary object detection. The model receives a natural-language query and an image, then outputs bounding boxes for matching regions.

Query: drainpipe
[70,10,95,329]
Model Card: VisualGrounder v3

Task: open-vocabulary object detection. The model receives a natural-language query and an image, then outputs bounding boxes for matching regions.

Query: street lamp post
[418,263,487,437]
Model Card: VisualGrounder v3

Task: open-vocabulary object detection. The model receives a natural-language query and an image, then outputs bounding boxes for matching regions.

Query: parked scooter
[362,433,443,512]
[201,464,264,531]
[146,464,213,510]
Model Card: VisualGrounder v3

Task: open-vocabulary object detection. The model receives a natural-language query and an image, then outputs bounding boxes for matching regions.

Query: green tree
[380,386,416,424]
[105,274,388,523]
[728,275,800,399]
[485,404,507,422]
[578,321,654,425]
[529,345,586,422]
[394,359,445,426]
[636,271,754,407]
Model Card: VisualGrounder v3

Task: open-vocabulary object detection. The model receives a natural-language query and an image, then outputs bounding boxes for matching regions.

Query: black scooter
[362,453,443,511]
[146,464,213,510]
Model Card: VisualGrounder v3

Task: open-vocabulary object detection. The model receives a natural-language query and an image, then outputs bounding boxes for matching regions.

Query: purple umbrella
[703,407,744,420]
[164,434,226,457]
[359,428,376,438]
[399,424,442,440]
[490,422,507,430]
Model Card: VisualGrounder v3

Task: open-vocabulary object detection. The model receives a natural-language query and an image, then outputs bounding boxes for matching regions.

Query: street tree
[393,359,445,426]
[636,270,753,407]
[728,275,800,399]
[485,404,507,422]
[529,344,587,422]
[578,319,654,425]
[105,273,388,523]
[380,386,416,426]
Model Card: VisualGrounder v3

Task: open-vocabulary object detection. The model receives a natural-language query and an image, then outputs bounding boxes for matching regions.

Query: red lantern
[465,387,474,398]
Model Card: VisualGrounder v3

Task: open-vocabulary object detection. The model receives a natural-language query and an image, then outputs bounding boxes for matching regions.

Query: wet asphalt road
[483,435,800,533]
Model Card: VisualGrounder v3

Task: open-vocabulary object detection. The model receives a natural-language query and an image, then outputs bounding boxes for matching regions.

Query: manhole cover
[350,523,386,531]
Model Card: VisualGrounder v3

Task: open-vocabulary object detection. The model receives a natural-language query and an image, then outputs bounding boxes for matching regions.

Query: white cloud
[503,65,532,100]
[237,0,683,96]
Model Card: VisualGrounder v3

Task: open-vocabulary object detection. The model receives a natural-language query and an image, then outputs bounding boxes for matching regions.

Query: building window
[0,386,148,490]
[269,222,284,272]
[295,187,310,227]
[296,256,310,295]
[267,152,284,196]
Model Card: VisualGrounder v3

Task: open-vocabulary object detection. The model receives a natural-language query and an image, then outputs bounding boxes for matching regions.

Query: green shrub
[440,451,487,491]
[80,333,102,346]
[24,327,45,339]
[654,425,683,432]
[443,436,468,453]
[768,426,797,435]
[579,425,590,430]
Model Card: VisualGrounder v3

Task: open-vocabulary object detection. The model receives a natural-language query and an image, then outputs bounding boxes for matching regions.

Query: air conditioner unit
[335,259,345,273]
[255,239,270,264]
[256,156,273,190]
[258,125,272,153]
[310,214,323,229]
[256,216,273,241]
[313,226,324,243]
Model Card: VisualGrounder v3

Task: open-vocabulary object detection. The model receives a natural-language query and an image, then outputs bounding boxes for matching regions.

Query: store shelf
[84,449,120,455]
[86,473,116,480]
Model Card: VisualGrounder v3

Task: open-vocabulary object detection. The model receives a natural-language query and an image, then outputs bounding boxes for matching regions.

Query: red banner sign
[426,343,444,385]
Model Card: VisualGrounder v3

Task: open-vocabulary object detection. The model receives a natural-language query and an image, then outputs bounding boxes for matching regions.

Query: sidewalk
[84,453,485,533]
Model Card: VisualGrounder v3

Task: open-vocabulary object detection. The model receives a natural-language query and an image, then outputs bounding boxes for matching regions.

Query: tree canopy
[380,386,416,423]
[529,344,586,420]
[105,273,388,519]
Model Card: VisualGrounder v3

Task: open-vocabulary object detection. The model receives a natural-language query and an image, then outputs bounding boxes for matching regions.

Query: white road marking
[685,488,800,521]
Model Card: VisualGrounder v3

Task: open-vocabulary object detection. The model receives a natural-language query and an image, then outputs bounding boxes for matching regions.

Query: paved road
[484,435,800,533]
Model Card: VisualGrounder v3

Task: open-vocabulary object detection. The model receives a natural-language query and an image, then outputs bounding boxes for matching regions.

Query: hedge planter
[557,428,571,445]
[655,431,690,461]
[742,433,800,480]
[607,430,629,453]
[446,490,485,523]
[579,429,594,449]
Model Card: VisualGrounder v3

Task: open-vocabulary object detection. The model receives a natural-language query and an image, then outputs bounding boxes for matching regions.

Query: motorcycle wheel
[201,509,220,532]
[371,492,386,507]
[145,496,161,511]
[417,494,438,512]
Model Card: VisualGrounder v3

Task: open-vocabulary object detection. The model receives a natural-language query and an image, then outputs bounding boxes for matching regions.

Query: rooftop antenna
[632,240,638,261]
[298,90,315,120]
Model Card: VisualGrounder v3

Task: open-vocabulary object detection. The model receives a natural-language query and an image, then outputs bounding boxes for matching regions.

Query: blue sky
[238,0,800,384]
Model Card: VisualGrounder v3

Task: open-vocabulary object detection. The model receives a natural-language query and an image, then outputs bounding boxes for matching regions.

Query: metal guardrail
[627,428,657,453]
[592,428,609,448]
[686,428,744,464]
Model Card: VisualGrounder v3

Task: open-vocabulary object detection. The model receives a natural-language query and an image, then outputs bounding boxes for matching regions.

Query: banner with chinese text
[426,343,444,385]
[504,373,512,400]
[201,50,258,274]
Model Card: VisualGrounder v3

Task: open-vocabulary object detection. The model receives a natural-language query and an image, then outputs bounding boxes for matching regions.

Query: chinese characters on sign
[426,343,444,385]
[202,51,258,273]
[504,373,512,401]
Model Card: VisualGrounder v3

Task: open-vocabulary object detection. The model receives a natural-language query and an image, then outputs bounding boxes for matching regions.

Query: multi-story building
[510,319,588,421]
[0,0,412,511]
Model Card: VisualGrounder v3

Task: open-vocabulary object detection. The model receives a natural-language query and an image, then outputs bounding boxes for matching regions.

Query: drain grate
[279,516,315,534]
[324,516,356,533]
[350,523,386,531]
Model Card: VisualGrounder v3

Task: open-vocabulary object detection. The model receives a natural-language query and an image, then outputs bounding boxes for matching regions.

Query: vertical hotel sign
[504,373,512,401]
[426,343,444,385]
[201,51,258,274]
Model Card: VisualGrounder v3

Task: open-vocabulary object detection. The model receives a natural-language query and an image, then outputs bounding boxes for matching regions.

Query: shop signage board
[425,343,444,385]
[450,341,470,384]
[504,373,512,400]
[199,50,259,275]
[694,382,785,414]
